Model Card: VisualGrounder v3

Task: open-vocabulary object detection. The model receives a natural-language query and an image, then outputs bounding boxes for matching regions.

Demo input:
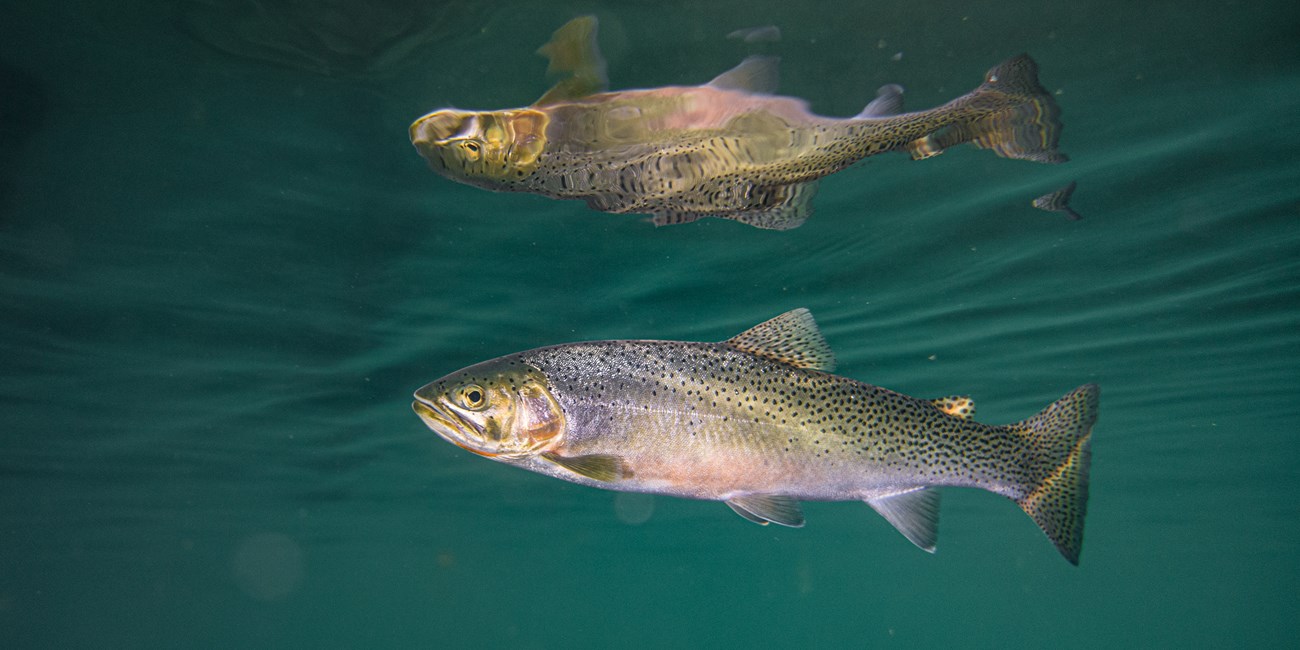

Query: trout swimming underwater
[412,309,1097,564]
[409,16,1068,230]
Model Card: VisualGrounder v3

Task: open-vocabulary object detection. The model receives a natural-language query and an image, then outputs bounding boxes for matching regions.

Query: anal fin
[725,494,805,527]
[865,488,941,552]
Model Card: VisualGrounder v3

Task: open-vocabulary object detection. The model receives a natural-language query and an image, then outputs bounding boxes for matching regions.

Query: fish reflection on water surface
[413,310,1098,564]
[409,16,1069,229]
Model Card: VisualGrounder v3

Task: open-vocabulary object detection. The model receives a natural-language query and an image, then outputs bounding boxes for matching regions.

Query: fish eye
[459,384,487,410]
[455,140,483,164]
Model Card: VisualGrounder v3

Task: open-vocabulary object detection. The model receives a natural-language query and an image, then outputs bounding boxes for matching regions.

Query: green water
[2,1,1297,647]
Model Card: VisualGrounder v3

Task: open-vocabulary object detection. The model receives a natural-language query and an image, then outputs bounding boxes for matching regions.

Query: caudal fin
[907,54,1068,164]
[1013,384,1098,564]
[1032,180,1083,221]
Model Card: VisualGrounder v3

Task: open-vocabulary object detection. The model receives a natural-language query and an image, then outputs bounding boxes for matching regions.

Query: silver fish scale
[517,339,1037,500]
[521,135,764,214]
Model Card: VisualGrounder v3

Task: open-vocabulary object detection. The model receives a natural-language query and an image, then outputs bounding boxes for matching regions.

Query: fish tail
[906,54,1068,164]
[1011,384,1098,564]
[1033,180,1083,220]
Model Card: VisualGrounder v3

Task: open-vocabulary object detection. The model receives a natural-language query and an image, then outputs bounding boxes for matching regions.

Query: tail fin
[1013,384,1098,564]
[907,54,1068,164]
[1032,180,1083,221]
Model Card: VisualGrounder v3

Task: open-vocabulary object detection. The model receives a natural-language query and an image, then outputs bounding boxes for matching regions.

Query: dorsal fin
[725,308,836,371]
[706,56,780,94]
[855,84,904,118]
[533,15,609,106]
[726,25,781,44]
[931,396,976,419]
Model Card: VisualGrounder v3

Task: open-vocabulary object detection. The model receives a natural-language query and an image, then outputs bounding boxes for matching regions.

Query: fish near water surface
[1033,180,1083,220]
[413,309,1098,564]
[409,16,1068,230]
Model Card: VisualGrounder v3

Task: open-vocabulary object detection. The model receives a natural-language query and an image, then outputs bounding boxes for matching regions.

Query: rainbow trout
[409,16,1067,230]
[412,309,1097,564]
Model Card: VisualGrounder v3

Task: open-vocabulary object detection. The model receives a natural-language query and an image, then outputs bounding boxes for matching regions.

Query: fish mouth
[411,397,499,457]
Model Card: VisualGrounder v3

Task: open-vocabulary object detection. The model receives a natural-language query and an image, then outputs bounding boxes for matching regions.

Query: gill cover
[409,108,549,181]
[514,381,565,448]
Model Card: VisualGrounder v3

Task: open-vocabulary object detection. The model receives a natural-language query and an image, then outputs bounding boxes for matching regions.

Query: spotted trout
[409,16,1067,230]
[412,309,1097,564]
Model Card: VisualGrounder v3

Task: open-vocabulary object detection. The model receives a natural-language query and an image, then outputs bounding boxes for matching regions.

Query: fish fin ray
[726,307,836,372]
[905,54,1068,164]
[931,395,976,419]
[723,181,817,230]
[726,501,771,525]
[1012,384,1098,565]
[650,211,705,227]
[651,181,817,230]
[1032,181,1082,220]
[716,180,818,230]
[540,452,630,482]
[533,16,608,106]
[707,56,780,94]
[865,488,941,552]
[856,84,905,118]
[726,26,782,44]
[725,494,805,527]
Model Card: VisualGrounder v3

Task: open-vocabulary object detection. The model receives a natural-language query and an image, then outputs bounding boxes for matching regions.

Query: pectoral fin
[540,452,630,482]
[865,488,941,552]
[725,494,805,527]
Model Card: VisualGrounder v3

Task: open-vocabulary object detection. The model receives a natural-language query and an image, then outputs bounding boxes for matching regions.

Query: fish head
[412,357,565,460]
[409,108,549,184]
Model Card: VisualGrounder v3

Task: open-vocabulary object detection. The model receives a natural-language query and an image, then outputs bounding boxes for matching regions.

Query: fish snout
[410,110,470,144]
[412,397,483,450]
[409,118,453,173]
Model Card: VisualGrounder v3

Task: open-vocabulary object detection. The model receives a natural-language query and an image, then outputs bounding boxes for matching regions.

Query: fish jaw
[411,397,501,458]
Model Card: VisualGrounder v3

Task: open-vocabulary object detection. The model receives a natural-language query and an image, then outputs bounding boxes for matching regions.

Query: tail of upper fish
[906,54,1068,164]
[1010,384,1098,564]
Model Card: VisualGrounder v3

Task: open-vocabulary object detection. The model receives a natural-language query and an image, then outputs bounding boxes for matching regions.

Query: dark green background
[3,1,1296,647]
